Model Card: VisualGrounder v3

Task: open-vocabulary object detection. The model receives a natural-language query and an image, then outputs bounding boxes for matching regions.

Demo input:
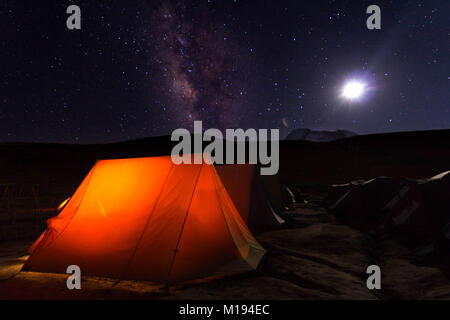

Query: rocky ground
[1,195,450,300]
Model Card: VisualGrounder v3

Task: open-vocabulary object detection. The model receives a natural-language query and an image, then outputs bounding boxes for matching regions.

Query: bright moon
[342,81,365,99]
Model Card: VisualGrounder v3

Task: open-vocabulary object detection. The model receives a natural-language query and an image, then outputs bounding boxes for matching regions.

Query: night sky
[1,0,449,143]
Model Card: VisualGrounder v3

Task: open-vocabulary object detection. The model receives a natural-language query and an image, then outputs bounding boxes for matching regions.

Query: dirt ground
[2,197,450,300]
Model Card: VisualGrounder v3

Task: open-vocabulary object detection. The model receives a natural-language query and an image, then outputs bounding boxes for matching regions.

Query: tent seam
[167,163,204,281]
[121,162,175,280]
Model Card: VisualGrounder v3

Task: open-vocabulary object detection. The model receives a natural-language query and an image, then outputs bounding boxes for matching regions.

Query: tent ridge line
[120,161,175,280]
[167,163,204,281]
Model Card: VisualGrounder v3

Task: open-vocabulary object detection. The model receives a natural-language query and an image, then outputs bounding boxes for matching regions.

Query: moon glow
[342,81,366,100]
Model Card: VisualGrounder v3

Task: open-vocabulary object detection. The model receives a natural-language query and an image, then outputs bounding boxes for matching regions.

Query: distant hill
[285,128,357,142]
[1,128,450,192]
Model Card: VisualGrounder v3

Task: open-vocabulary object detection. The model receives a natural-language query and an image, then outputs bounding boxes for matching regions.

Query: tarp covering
[324,171,450,246]
[24,156,266,283]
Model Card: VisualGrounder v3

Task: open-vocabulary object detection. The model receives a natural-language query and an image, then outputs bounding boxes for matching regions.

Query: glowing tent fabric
[24,156,266,283]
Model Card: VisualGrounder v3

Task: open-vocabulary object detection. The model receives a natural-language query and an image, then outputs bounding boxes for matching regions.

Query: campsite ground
[1,129,450,299]
[2,196,450,299]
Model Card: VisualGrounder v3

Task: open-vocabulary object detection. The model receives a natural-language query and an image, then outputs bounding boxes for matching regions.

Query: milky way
[1,1,448,143]
[148,1,249,131]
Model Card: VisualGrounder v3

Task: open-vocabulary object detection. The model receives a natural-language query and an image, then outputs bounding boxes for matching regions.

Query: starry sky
[1,0,449,143]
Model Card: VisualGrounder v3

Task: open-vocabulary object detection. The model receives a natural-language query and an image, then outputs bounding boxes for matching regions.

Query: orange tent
[24,156,266,283]
[215,164,284,234]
